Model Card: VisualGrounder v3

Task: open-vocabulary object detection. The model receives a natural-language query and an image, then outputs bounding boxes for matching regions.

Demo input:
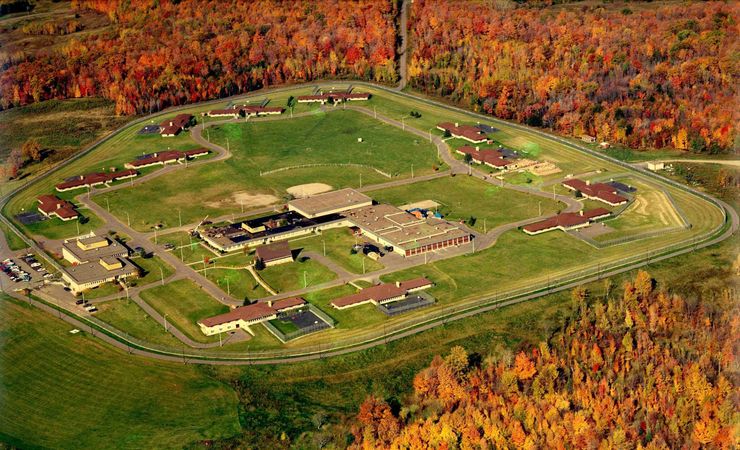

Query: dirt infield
[399,200,440,210]
[287,183,333,198]
[204,191,279,209]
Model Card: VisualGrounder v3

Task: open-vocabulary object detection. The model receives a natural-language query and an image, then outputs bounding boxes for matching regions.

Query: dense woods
[351,271,738,448]
[0,0,398,114]
[408,0,738,152]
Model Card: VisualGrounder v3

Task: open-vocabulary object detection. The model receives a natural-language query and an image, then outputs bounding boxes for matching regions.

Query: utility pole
[75,220,80,236]
[359,172,362,188]
[484,218,487,233]
[178,209,182,227]
[411,164,414,178]
[159,266,164,286]
[538,201,542,216]
[428,129,432,142]
[226,277,230,296]
[206,127,210,142]
[322,239,326,256]
[154,228,158,244]
[303,271,307,288]
[125,211,130,226]
[402,117,405,131]
[164,314,168,332]
[105,198,110,212]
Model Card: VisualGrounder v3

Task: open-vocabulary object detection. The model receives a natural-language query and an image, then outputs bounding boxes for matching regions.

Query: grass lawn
[204,267,270,302]
[93,109,442,231]
[0,222,28,251]
[268,317,299,335]
[139,279,229,344]
[156,231,216,264]
[21,209,105,241]
[295,228,384,274]
[370,175,562,232]
[259,257,337,293]
[94,299,183,347]
[80,281,123,300]
[131,255,175,286]
[0,296,240,449]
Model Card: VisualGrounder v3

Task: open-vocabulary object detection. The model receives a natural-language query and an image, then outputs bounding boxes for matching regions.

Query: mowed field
[368,175,562,232]
[92,109,442,232]
[0,296,241,449]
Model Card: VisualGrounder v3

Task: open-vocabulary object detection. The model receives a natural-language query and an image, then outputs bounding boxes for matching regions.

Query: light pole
[303,271,307,288]
[226,277,230,296]
[322,239,326,256]
[178,209,182,228]
[159,266,164,285]
[125,211,130,226]
[164,313,168,332]
[428,129,432,142]
[105,198,110,212]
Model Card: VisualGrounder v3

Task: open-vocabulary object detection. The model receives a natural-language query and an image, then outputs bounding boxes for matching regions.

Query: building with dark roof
[37,195,78,221]
[255,241,293,267]
[124,148,209,169]
[296,91,370,104]
[522,208,611,235]
[159,114,193,137]
[55,169,138,192]
[198,297,307,336]
[331,278,433,309]
[437,122,488,144]
[562,179,628,206]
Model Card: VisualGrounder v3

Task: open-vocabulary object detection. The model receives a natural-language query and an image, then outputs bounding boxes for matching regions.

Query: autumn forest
[0,0,737,153]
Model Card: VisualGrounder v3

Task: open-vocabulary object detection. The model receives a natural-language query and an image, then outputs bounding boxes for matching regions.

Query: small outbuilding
[255,241,293,267]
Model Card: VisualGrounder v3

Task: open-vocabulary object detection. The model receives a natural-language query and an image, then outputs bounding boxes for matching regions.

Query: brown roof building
[124,148,209,169]
[562,179,628,206]
[331,278,433,309]
[255,241,293,266]
[296,91,370,103]
[37,195,78,221]
[198,297,307,335]
[437,122,488,143]
[522,208,611,235]
[456,146,512,169]
[159,114,193,137]
[55,169,138,192]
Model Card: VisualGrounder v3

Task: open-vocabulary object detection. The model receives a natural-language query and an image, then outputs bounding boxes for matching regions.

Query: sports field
[93,109,442,232]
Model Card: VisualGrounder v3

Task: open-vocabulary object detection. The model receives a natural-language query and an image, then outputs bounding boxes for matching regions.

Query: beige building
[198,298,306,336]
[60,234,137,294]
[288,188,372,218]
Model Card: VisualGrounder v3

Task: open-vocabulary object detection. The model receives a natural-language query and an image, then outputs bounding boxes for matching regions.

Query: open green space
[295,228,384,274]
[268,317,299,335]
[139,279,229,344]
[21,208,105,240]
[94,299,183,347]
[155,231,216,264]
[132,255,175,286]
[370,175,562,232]
[80,281,122,300]
[204,267,269,302]
[0,221,27,251]
[93,109,442,231]
[259,256,337,293]
[0,296,241,449]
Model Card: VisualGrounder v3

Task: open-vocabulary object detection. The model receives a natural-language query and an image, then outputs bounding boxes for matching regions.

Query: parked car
[75,299,84,305]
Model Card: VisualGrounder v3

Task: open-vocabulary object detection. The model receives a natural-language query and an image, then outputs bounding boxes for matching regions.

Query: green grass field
[92,109,442,231]
[139,279,229,344]
[0,296,241,449]
[131,255,175,286]
[94,299,183,347]
[294,228,384,274]
[0,222,27,251]
[203,267,270,302]
[259,257,337,293]
[369,175,562,232]
[155,231,217,264]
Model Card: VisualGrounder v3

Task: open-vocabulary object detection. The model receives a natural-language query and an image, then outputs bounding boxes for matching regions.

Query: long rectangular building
[562,179,628,206]
[55,169,138,192]
[437,122,488,144]
[124,148,209,169]
[288,188,372,218]
[198,297,306,336]
[342,204,472,257]
[522,208,611,235]
[331,278,433,309]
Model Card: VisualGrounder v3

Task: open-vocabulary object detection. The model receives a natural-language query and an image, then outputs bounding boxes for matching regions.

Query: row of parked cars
[74,298,98,313]
[1,254,53,284]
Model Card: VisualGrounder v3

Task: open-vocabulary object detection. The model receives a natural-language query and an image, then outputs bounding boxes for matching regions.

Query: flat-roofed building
[342,204,472,257]
[331,278,433,309]
[198,297,307,336]
[61,257,138,295]
[288,188,372,218]
[62,234,129,265]
[255,241,293,267]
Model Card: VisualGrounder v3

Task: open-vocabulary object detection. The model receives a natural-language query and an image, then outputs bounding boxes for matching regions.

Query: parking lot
[1,253,53,289]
